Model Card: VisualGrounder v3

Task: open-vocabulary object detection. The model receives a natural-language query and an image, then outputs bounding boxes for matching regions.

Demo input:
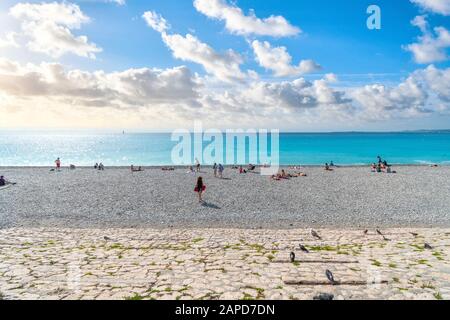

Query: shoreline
[0,163,446,169]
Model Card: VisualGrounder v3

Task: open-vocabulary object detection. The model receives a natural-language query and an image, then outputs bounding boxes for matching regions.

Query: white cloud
[251,40,321,77]
[109,0,125,5]
[411,0,450,15]
[193,0,300,37]
[9,2,102,59]
[0,58,200,108]
[143,11,170,33]
[1,57,449,129]
[143,11,245,83]
[0,32,19,48]
[405,16,450,63]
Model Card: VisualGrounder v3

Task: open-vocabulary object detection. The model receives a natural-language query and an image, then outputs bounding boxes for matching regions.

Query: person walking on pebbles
[194,176,206,203]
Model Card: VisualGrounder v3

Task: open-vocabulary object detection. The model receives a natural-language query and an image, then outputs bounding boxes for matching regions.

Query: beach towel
[0,184,12,191]
[194,185,206,192]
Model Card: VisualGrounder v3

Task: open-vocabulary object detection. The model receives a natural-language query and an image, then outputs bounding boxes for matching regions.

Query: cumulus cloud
[350,65,450,119]
[193,0,300,37]
[9,2,102,59]
[143,11,245,83]
[411,0,450,15]
[0,32,19,48]
[251,40,321,77]
[1,57,450,128]
[0,58,200,108]
[405,16,450,63]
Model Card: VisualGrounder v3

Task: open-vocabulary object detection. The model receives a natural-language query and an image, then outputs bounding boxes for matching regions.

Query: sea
[1,131,449,166]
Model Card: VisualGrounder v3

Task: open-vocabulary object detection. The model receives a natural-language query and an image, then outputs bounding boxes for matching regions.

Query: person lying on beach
[292,172,307,177]
[248,164,256,171]
[187,166,195,174]
[194,176,206,203]
[162,167,175,171]
[131,165,143,172]
[239,166,247,174]
[0,176,16,186]
[371,163,377,172]
[271,174,281,181]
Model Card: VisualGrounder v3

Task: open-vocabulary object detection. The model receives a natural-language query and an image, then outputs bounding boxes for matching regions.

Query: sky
[0,0,449,132]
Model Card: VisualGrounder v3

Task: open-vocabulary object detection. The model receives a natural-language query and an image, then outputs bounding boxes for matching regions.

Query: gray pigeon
[326,269,336,284]
[424,243,433,250]
[376,229,383,236]
[364,229,368,235]
[410,232,419,237]
[299,244,309,253]
[383,236,390,241]
[310,229,322,240]
[104,236,111,241]
[313,293,334,300]
[290,252,296,263]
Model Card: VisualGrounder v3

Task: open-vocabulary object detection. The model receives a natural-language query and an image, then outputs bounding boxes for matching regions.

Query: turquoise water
[0,131,449,166]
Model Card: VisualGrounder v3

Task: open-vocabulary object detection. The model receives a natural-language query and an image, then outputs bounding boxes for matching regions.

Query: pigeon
[326,269,336,284]
[410,232,419,237]
[376,229,383,236]
[383,236,390,241]
[299,244,309,253]
[310,229,322,240]
[424,243,433,250]
[363,229,369,235]
[290,252,296,263]
[313,293,334,301]
[103,236,111,241]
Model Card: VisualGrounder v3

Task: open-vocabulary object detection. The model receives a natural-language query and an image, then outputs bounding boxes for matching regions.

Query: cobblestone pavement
[0,228,449,300]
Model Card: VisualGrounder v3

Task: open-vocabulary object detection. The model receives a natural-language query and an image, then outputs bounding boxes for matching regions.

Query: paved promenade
[0,228,449,300]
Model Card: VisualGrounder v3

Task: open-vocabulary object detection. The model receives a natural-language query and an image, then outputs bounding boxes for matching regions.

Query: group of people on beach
[94,163,105,170]
[212,163,225,178]
[371,156,396,173]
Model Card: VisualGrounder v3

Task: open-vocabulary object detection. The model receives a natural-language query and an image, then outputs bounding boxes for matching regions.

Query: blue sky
[0,0,449,131]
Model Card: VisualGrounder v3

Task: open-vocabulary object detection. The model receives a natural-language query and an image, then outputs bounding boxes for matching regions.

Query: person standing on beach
[195,158,201,172]
[55,157,61,170]
[194,177,206,203]
[213,163,218,177]
[218,164,224,179]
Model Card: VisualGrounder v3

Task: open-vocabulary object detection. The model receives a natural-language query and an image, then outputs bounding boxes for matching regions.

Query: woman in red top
[194,177,206,203]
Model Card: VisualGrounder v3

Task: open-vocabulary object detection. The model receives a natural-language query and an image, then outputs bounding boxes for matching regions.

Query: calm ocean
[1,131,449,166]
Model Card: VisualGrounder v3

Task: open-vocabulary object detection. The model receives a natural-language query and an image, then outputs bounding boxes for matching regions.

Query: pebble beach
[1,166,450,229]
[1,166,450,300]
